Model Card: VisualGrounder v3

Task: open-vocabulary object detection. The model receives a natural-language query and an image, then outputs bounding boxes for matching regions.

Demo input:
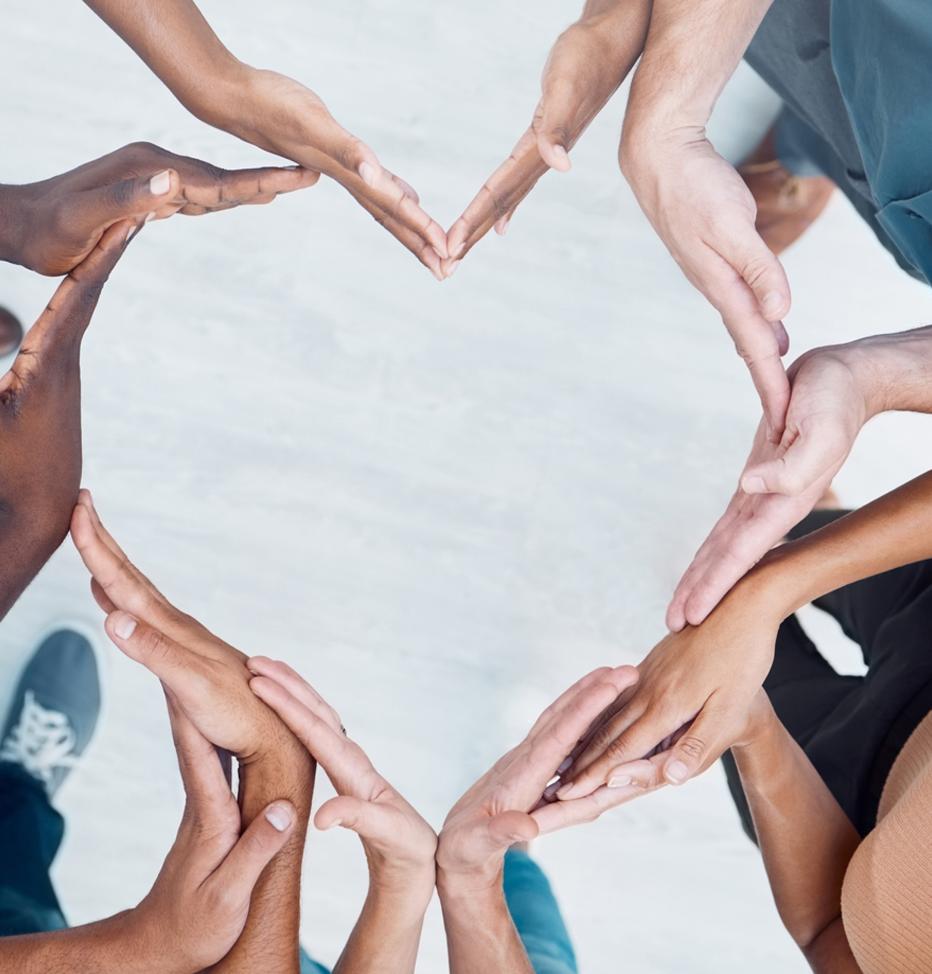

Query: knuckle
[677,735,707,762]
[108,178,137,210]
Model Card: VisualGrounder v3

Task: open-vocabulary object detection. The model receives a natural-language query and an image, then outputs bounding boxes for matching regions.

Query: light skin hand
[437,665,641,889]
[444,0,652,273]
[248,657,436,974]
[0,142,317,276]
[0,223,133,623]
[621,0,790,435]
[85,0,448,279]
[667,325,932,630]
[69,490,297,764]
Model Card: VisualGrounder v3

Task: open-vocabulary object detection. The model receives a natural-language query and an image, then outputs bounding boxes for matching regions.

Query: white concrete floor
[1,2,930,970]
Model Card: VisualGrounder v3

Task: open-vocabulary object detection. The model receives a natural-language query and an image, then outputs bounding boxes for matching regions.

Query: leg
[503,849,577,974]
[0,762,66,936]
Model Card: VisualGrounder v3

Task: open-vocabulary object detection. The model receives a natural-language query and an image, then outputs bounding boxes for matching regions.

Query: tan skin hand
[666,342,876,632]
[444,0,651,273]
[0,142,317,276]
[0,223,133,623]
[69,490,301,765]
[555,575,781,801]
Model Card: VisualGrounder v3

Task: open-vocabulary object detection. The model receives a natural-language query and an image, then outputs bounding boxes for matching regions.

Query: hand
[0,142,317,276]
[0,223,132,621]
[248,657,437,895]
[69,491,298,763]
[555,577,782,801]
[436,666,639,890]
[133,693,297,974]
[232,69,449,279]
[620,124,792,435]
[667,339,885,630]
[444,0,649,272]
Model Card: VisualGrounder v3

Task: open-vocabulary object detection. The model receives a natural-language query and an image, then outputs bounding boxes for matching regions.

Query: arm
[559,467,932,795]
[83,0,448,276]
[732,696,862,971]
[620,0,792,434]
[444,0,652,272]
[248,658,436,974]
[669,324,932,630]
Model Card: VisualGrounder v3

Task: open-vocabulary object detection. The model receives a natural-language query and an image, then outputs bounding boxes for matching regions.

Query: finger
[532,783,643,833]
[77,489,128,561]
[737,236,791,323]
[556,710,670,800]
[660,697,735,785]
[250,676,370,784]
[90,578,116,614]
[178,165,320,212]
[11,221,133,380]
[741,427,830,497]
[247,657,343,733]
[446,129,544,260]
[529,666,638,743]
[209,800,295,899]
[343,182,445,281]
[66,169,180,232]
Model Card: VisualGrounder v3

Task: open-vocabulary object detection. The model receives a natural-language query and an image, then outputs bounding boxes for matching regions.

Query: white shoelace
[0,690,78,788]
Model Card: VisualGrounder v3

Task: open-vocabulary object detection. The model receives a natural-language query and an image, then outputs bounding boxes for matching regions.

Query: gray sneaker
[0,628,103,796]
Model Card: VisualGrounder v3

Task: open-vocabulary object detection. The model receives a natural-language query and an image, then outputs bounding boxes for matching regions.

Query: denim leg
[503,849,577,974]
[299,947,331,974]
[0,761,67,936]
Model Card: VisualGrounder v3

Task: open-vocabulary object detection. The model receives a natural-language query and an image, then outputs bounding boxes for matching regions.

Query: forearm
[625,0,772,136]
[750,469,932,620]
[0,184,28,266]
[732,706,860,952]
[83,0,250,129]
[0,911,173,974]
[853,324,932,415]
[437,876,534,974]
[332,875,433,974]
[209,748,314,974]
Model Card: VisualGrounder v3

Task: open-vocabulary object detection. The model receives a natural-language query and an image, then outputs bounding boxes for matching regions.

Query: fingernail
[543,780,561,801]
[608,774,632,789]
[358,162,377,186]
[742,475,767,494]
[265,803,294,832]
[149,170,172,196]
[665,760,690,785]
[114,613,137,639]
[557,757,572,775]
[762,291,783,317]
[121,223,133,243]
[287,164,302,170]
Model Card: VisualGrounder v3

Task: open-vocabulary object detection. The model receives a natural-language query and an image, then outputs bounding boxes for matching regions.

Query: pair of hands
[71,489,650,937]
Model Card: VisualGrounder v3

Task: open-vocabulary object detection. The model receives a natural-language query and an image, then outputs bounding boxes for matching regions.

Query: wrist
[100,908,195,974]
[843,327,932,417]
[0,184,30,267]
[366,864,436,919]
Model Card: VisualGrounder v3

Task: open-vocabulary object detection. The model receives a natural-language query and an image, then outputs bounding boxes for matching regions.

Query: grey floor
[1,1,930,970]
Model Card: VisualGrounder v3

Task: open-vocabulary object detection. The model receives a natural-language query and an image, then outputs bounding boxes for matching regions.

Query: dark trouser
[744,0,921,279]
[724,510,932,840]
[0,763,67,936]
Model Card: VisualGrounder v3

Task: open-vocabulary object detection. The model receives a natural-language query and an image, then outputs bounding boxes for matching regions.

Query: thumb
[210,800,296,897]
[533,90,574,172]
[315,795,389,841]
[486,810,540,849]
[734,231,791,323]
[741,425,830,497]
[661,705,732,786]
[68,169,180,230]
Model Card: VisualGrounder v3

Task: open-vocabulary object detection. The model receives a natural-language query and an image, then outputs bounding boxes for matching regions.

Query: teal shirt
[832,0,932,284]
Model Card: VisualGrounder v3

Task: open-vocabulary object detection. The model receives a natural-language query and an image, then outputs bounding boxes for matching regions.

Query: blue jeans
[0,764,576,974]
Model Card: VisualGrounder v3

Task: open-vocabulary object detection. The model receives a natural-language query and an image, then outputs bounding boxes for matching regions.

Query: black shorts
[723,510,932,839]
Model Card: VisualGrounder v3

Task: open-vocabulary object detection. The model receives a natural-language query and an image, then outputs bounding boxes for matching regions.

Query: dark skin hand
[0,222,133,622]
[0,141,318,276]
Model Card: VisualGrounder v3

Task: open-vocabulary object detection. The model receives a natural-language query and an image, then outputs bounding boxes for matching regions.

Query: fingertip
[664,759,690,786]
[760,290,790,322]
[740,474,768,494]
[107,610,138,642]
[264,801,295,833]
